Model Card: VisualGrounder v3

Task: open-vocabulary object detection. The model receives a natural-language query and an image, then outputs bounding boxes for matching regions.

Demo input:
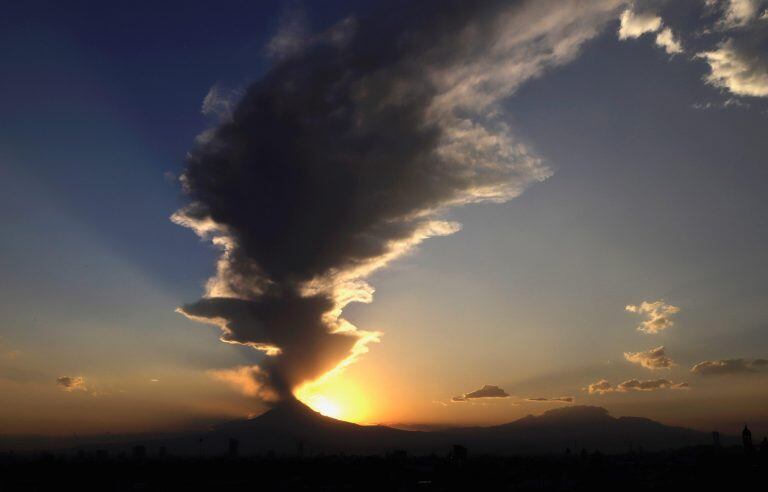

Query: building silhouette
[228,438,239,459]
[131,445,146,461]
[742,425,753,454]
[712,431,721,448]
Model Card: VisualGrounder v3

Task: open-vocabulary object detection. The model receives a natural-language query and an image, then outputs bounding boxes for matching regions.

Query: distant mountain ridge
[442,405,707,454]
[3,400,715,455]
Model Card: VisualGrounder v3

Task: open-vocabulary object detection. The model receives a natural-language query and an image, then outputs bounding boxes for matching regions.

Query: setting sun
[305,395,342,420]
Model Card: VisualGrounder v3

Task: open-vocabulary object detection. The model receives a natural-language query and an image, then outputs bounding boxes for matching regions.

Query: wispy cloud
[525,396,575,403]
[691,358,768,375]
[585,378,689,394]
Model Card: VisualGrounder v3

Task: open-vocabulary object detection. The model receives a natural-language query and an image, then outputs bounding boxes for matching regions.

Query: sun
[294,377,374,423]
[306,395,342,420]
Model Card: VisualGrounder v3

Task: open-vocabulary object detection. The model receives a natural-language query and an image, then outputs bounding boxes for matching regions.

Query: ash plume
[174,0,624,401]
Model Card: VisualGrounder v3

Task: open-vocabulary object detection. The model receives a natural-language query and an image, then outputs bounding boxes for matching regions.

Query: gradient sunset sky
[2,0,768,438]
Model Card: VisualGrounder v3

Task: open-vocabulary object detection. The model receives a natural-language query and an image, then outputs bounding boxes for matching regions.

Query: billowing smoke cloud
[624,345,674,369]
[56,376,88,392]
[208,365,278,401]
[174,0,626,402]
[585,378,688,394]
[690,357,768,375]
[526,396,575,403]
[452,384,510,402]
[625,300,680,334]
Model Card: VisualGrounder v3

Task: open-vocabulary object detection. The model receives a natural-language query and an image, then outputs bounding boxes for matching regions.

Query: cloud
[208,365,280,401]
[618,8,662,39]
[713,0,766,29]
[585,379,615,395]
[690,358,768,375]
[526,396,575,403]
[625,300,680,334]
[692,96,751,109]
[56,376,88,392]
[617,378,688,391]
[616,2,768,100]
[266,8,311,59]
[624,346,674,369]
[654,27,683,54]
[200,84,242,121]
[697,38,768,97]
[453,384,510,402]
[585,378,688,394]
[174,0,626,402]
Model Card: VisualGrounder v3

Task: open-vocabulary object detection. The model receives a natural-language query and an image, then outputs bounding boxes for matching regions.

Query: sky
[1,0,768,438]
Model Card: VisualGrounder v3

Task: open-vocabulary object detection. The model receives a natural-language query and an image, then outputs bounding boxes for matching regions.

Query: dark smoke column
[173,0,621,401]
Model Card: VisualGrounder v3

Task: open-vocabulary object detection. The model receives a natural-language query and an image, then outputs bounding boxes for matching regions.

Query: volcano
[155,398,432,456]
[26,402,715,457]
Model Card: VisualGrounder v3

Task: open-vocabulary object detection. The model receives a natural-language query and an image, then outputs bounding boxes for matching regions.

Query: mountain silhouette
[7,401,714,456]
[443,405,707,454]
[137,398,431,456]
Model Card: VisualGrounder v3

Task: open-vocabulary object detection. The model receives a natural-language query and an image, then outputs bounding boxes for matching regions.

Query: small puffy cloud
[452,384,509,402]
[624,346,675,369]
[586,378,688,394]
[3,350,20,360]
[618,8,684,55]
[626,300,680,334]
[585,379,614,395]
[56,376,87,392]
[697,38,768,97]
[655,27,683,54]
[526,396,575,403]
[690,358,768,375]
[618,8,663,39]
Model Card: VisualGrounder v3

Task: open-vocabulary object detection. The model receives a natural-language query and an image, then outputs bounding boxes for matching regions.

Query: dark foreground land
[1,446,766,491]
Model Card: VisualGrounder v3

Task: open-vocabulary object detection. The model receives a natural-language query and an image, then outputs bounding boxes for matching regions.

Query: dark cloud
[56,376,87,392]
[526,396,575,403]
[173,0,625,401]
[690,358,768,375]
[453,384,510,402]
